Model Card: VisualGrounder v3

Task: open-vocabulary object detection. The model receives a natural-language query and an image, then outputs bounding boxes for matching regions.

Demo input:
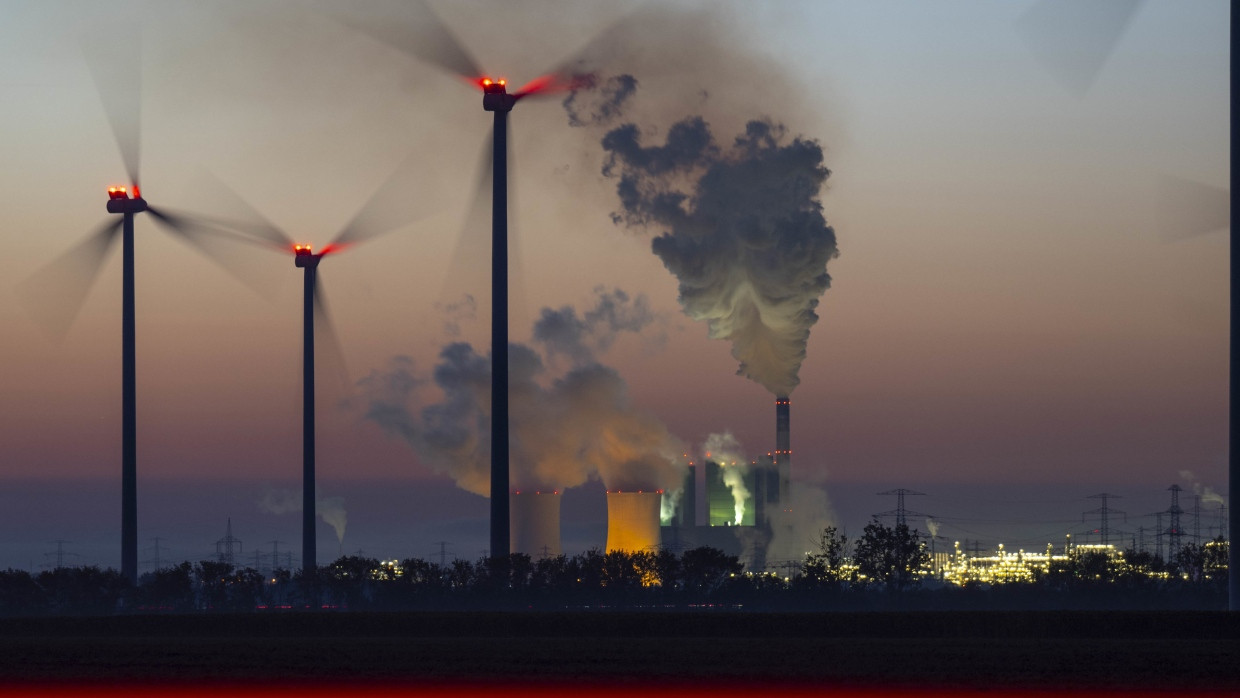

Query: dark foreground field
[1,611,1237,696]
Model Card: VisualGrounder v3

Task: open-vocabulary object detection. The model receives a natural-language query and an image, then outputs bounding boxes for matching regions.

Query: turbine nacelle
[105,186,147,214]
[480,77,516,112]
[293,244,321,268]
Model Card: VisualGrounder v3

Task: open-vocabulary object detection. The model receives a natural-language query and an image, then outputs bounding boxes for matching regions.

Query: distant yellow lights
[936,541,1137,586]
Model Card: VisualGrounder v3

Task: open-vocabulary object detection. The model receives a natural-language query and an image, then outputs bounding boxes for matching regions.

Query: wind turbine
[19,34,264,584]
[331,1,603,560]
[209,156,427,578]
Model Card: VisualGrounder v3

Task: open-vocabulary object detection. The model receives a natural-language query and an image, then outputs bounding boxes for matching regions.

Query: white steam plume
[660,487,683,525]
[1179,469,1226,507]
[258,489,349,544]
[765,480,838,566]
[317,497,348,544]
[703,432,750,526]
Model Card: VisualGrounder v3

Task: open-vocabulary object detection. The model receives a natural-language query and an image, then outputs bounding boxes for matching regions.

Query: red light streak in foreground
[0,683,1189,698]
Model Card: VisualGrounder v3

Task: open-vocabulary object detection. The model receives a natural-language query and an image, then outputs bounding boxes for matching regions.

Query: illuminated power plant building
[660,397,795,570]
[706,460,757,527]
[501,397,795,564]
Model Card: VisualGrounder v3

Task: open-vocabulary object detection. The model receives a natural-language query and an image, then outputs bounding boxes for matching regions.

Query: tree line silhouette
[0,520,1227,615]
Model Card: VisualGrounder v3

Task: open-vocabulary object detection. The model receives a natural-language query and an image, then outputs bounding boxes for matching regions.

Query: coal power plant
[660,397,795,569]
[497,396,799,567]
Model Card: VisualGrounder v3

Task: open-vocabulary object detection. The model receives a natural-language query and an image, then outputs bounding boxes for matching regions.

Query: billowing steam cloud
[534,287,656,367]
[660,485,683,526]
[765,480,838,564]
[360,288,685,495]
[599,116,838,396]
[926,518,940,538]
[703,432,750,526]
[258,489,349,543]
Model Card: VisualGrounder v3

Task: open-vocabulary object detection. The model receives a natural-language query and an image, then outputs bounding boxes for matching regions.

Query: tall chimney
[682,464,697,527]
[775,396,791,506]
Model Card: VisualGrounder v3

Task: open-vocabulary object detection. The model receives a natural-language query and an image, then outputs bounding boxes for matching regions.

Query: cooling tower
[510,491,562,558]
[606,491,662,553]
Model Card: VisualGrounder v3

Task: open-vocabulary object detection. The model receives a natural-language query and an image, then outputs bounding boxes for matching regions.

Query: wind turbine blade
[312,273,351,395]
[1157,176,1230,242]
[436,132,493,315]
[512,3,664,101]
[146,205,277,297]
[325,0,482,84]
[80,24,142,186]
[505,117,528,328]
[325,151,428,253]
[436,120,526,339]
[17,218,122,339]
[1015,0,1145,98]
[192,171,295,250]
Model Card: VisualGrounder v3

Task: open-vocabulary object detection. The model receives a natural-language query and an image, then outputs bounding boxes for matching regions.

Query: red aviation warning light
[105,185,147,214]
[294,244,317,268]
[481,76,516,112]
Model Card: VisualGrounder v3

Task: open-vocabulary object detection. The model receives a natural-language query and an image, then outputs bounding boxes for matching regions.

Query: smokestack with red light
[775,396,791,506]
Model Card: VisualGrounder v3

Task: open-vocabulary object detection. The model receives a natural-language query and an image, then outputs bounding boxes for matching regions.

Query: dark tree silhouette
[137,561,194,611]
[37,566,130,615]
[801,526,852,589]
[852,520,929,591]
[681,546,743,594]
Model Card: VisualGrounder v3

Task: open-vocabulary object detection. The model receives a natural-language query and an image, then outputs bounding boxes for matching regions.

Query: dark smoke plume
[601,117,837,396]
[533,287,655,366]
[359,289,683,495]
[563,74,639,127]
